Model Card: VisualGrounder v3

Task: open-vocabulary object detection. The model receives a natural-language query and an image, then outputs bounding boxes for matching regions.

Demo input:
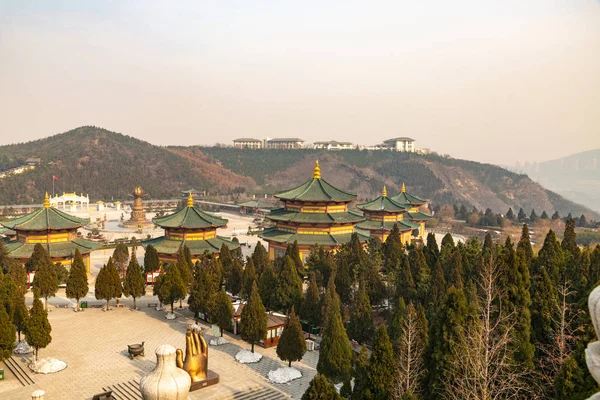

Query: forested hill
[0,126,596,219]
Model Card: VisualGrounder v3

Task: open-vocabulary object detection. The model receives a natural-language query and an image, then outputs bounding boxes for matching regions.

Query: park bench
[147,302,158,308]
[91,390,113,400]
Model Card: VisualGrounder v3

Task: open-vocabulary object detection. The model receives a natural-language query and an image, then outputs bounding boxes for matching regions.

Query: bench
[91,390,113,400]
[147,302,158,308]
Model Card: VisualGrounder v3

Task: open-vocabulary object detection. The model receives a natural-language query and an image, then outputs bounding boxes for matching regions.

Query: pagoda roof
[266,208,364,224]
[356,189,409,212]
[407,211,433,221]
[238,200,276,209]
[356,220,419,232]
[153,195,228,229]
[260,227,370,247]
[0,227,17,236]
[274,161,357,203]
[1,196,90,231]
[6,238,102,259]
[142,236,239,255]
[390,184,427,206]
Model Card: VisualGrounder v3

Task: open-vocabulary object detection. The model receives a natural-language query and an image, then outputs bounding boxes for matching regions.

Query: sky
[1,1,599,165]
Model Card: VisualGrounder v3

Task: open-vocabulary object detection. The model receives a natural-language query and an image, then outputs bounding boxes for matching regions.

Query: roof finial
[401,182,406,193]
[43,192,50,208]
[382,185,387,197]
[187,192,194,207]
[313,160,321,179]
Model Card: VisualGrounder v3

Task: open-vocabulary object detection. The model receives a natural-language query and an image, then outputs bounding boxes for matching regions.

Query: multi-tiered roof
[390,183,432,223]
[260,161,368,258]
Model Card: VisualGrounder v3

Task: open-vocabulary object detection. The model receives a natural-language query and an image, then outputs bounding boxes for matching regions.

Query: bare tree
[443,257,531,400]
[392,302,427,399]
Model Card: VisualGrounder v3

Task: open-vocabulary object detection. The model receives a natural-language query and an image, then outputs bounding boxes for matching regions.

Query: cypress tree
[384,224,404,274]
[251,241,270,276]
[334,253,354,305]
[188,258,218,320]
[31,244,58,311]
[0,273,16,319]
[7,262,27,294]
[302,373,342,400]
[258,261,277,310]
[227,257,243,297]
[183,245,193,273]
[424,232,439,269]
[552,211,561,220]
[13,292,28,342]
[517,207,527,222]
[351,345,372,400]
[428,261,446,313]
[590,245,600,289]
[272,256,303,313]
[175,248,192,308]
[0,307,16,361]
[347,282,374,344]
[239,281,267,353]
[66,249,89,311]
[441,233,455,250]
[541,210,549,220]
[321,277,341,327]
[301,272,322,336]
[26,242,50,272]
[517,224,534,265]
[123,248,145,310]
[276,306,306,367]
[481,232,495,263]
[158,263,187,314]
[369,325,395,400]
[395,253,416,304]
[212,289,234,337]
[26,295,51,362]
[506,207,514,220]
[409,247,430,305]
[317,279,352,384]
[241,257,257,300]
[537,229,564,283]
[112,243,129,279]
[561,218,580,260]
[358,255,385,306]
[387,296,407,352]
[0,240,10,274]
[531,266,557,347]
[94,258,122,310]
[285,241,305,278]
[530,208,538,222]
[143,244,160,274]
[219,243,234,286]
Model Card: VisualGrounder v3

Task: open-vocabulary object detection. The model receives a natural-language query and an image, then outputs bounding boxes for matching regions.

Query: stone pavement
[0,299,317,400]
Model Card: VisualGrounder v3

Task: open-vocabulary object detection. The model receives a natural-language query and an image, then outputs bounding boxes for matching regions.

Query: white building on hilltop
[233,138,263,149]
[313,140,354,150]
[382,137,415,152]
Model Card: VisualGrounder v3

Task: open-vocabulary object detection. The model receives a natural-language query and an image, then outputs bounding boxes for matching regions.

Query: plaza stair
[3,356,36,387]
[102,379,142,400]
[221,385,290,400]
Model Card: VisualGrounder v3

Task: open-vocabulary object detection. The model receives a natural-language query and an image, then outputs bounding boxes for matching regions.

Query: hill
[0,126,596,220]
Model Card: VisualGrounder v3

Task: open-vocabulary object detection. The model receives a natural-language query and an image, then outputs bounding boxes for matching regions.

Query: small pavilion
[1,193,101,272]
[49,192,90,212]
[389,183,432,239]
[143,193,239,263]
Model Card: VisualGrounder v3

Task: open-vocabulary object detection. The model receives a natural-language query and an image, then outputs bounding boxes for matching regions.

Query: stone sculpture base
[190,370,220,391]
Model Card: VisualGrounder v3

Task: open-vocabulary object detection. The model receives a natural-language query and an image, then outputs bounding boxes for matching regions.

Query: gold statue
[176,328,208,382]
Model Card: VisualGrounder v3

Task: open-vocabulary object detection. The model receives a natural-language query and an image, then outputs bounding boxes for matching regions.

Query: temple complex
[260,161,368,260]
[143,193,239,263]
[121,186,153,229]
[356,186,420,243]
[389,183,432,239]
[1,193,101,272]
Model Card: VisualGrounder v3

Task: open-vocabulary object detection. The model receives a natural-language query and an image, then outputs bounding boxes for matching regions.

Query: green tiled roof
[0,227,16,236]
[356,220,419,232]
[238,200,276,209]
[390,191,426,206]
[259,227,370,246]
[407,211,433,221]
[6,238,102,259]
[153,206,228,229]
[266,208,365,224]
[142,236,239,255]
[1,207,89,231]
[356,195,409,212]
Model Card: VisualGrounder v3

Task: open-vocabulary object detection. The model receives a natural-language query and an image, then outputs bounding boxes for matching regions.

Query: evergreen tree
[384,224,404,274]
[334,253,354,305]
[26,242,51,272]
[409,247,431,305]
[387,296,407,352]
[112,243,129,279]
[517,208,527,222]
[13,292,28,342]
[143,244,160,274]
[578,214,588,227]
[212,289,234,336]
[94,258,122,310]
[175,247,192,308]
[562,218,580,259]
[424,232,439,269]
[302,374,342,400]
[441,233,455,250]
[351,346,372,400]
[285,241,305,278]
[358,255,386,306]
[530,209,538,222]
[347,282,374,344]
[301,273,322,336]
[66,249,89,311]
[188,258,218,320]
[241,257,257,300]
[276,306,306,367]
[227,257,243,297]
[517,224,534,265]
[0,307,16,361]
[272,256,303,313]
[26,295,51,362]
[369,325,395,400]
[537,229,565,283]
[123,248,145,309]
[258,261,277,310]
[158,263,187,314]
[395,254,416,304]
[552,211,561,220]
[428,261,446,313]
[7,262,27,294]
[506,207,514,220]
[481,232,495,263]
[0,273,16,319]
[251,241,270,276]
[531,266,557,347]
[239,281,267,353]
[219,243,234,286]
[183,245,193,272]
[31,244,58,311]
[541,210,549,220]
[0,240,10,274]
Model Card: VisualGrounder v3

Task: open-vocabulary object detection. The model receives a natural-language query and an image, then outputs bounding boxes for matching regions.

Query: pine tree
[0,273,16,319]
[387,296,407,351]
[158,263,187,314]
[428,261,446,313]
[441,233,455,250]
[517,208,527,222]
[302,373,342,400]
[517,224,534,265]
[276,306,306,367]
[251,241,270,276]
[66,249,89,311]
[272,256,303,313]
[123,248,145,309]
[183,245,193,272]
[347,282,374,344]
[562,217,580,260]
[220,243,234,286]
[0,306,16,361]
[227,257,243,297]
[351,345,372,400]
[241,258,257,300]
[212,289,234,336]
[26,295,51,362]
[537,229,565,283]
[541,210,549,220]
[26,242,51,272]
[369,325,395,400]
[334,253,354,305]
[552,211,561,220]
[94,258,123,310]
[188,258,219,321]
[530,208,538,222]
[531,266,557,347]
[506,207,514,220]
[143,244,160,274]
[409,247,431,305]
[395,254,416,303]
[301,273,321,337]
[285,241,305,278]
[176,247,192,308]
[384,224,404,275]
[482,232,495,263]
[7,262,27,294]
[424,232,439,269]
[31,244,58,311]
[13,292,28,342]
[258,261,277,309]
[239,281,267,353]
[112,243,129,279]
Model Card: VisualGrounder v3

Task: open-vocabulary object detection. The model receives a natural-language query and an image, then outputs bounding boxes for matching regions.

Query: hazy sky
[1,1,599,165]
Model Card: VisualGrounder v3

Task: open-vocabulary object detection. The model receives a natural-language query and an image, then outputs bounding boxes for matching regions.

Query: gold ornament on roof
[401,183,406,193]
[313,160,321,179]
[43,192,50,208]
[382,186,387,197]
[187,192,194,207]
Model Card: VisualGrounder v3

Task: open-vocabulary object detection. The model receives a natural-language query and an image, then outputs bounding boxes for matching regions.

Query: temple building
[1,193,101,272]
[355,186,420,243]
[143,194,239,263]
[390,183,432,239]
[260,161,368,260]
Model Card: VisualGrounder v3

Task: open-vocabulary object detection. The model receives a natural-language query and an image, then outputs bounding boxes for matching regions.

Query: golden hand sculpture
[176,328,208,382]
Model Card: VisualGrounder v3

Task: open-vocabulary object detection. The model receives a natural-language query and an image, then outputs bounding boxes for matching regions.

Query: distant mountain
[0,126,597,220]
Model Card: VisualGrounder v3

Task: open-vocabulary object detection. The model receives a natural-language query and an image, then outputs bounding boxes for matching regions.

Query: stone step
[102,379,142,400]
[221,386,290,400]
[3,356,35,387]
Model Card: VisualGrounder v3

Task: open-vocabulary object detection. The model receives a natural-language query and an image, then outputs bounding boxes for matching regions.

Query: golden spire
[187,192,194,207]
[401,182,406,193]
[43,192,50,208]
[382,185,387,197]
[313,160,321,179]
